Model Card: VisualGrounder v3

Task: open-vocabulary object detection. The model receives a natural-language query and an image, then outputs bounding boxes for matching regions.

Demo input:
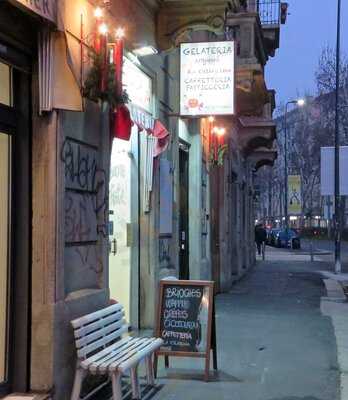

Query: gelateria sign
[180,41,235,116]
[13,0,57,24]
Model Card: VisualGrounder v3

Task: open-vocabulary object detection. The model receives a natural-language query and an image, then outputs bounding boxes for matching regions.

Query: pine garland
[209,144,228,166]
[83,50,129,108]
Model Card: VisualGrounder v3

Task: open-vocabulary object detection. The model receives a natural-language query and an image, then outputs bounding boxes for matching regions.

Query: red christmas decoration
[113,104,133,141]
[153,119,170,157]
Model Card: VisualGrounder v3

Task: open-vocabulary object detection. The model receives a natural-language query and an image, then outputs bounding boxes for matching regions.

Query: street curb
[321,279,348,400]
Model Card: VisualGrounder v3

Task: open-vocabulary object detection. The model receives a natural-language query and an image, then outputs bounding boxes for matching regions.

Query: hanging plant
[209,144,228,166]
[83,49,129,108]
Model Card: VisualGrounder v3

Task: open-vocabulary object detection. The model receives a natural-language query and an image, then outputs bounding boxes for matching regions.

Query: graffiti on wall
[61,139,108,244]
[61,139,98,192]
[65,192,97,243]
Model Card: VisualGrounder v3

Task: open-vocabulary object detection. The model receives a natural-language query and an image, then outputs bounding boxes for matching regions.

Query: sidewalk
[94,246,342,400]
[149,248,340,400]
[321,277,348,400]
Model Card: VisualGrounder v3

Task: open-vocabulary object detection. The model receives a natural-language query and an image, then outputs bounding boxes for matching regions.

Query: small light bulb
[208,116,215,123]
[99,23,108,35]
[218,128,226,136]
[297,98,305,107]
[115,27,125,39]
[94,7,103,18]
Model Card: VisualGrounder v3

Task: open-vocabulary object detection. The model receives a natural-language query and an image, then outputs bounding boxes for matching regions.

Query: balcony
[256,0,281,26]
[256,0,282,56]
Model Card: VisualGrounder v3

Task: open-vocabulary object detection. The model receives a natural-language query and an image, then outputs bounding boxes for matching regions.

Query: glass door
[109,137,133,323]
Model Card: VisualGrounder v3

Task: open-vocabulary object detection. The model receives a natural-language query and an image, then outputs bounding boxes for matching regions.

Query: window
[0,132,11,383]
[0,62,11,106]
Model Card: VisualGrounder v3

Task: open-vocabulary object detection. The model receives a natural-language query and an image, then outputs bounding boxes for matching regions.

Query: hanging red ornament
[113,104,133,141]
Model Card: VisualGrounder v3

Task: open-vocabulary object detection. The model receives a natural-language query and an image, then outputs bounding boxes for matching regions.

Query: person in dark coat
[255,223,267,255]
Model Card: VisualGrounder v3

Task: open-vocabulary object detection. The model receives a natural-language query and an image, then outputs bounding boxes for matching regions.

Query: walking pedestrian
[255,223,267,255]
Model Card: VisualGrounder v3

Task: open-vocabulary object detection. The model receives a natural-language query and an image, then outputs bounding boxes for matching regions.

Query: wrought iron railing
[256,0,281,25]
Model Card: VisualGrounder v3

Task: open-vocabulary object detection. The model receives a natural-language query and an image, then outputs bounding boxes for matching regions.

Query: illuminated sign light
[180,41,235,117]
[123,58,153,114]
[133,46,158,57]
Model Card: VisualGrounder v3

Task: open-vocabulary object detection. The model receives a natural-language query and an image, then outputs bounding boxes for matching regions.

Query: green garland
[209,144,228,166]
[83,50,129,108]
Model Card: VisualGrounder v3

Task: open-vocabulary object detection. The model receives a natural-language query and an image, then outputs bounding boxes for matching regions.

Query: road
[302,238,348,272]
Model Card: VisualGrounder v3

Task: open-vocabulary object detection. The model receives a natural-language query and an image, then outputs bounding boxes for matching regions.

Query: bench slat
[74,310,125,339]
[76,318,126,348]
[71,304,123,329]
[80,336,133,369]
[99,338,153,373]
[117,338,163,373]
[77,325,129,358]
[92,338,148,373]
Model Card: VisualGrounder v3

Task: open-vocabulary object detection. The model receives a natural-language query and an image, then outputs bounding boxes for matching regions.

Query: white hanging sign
[180,41,235,117]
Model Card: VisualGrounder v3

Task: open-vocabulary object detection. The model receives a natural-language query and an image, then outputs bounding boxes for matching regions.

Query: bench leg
[145,355,155,386]
[131,366,141,399]
[111,372,122,400]
[153,354,158,379]
[71,366,86,400]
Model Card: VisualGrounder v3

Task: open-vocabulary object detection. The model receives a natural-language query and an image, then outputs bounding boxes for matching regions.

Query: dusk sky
[266,0,348,107]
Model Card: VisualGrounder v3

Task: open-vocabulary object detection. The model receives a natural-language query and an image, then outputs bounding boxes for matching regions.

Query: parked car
[274,229,301,249]
[265,228,272,245]
[269,228,281,246]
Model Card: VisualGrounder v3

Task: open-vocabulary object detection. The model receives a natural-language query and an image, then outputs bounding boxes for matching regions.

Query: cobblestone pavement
[94,247,340,400]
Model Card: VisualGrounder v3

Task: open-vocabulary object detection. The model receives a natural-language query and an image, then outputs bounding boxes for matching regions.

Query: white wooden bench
[70,304,163,400]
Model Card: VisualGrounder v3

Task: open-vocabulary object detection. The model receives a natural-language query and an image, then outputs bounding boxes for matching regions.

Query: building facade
[0,0,283,398]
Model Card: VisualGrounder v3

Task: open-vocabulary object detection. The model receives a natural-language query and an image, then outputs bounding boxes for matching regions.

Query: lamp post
[334,0,342,274]
[284,98,305,235]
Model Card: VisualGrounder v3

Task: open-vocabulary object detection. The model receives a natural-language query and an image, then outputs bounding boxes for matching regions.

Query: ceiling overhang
[249,147,278,170]
[238,116,276,155]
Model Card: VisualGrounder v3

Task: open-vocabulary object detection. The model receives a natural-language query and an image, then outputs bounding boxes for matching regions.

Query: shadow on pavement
[161,368,243,383]
[91,381,165,400]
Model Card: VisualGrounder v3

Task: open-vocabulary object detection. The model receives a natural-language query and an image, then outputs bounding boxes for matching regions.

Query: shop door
[109,132,139,327]
[0,133,11,396]
[0,58,31,395]
[179,146,189,280]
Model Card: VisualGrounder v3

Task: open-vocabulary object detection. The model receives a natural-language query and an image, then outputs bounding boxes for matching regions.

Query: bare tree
[258,47,348,225]
[315,46,348,144]
[316,46,348,95]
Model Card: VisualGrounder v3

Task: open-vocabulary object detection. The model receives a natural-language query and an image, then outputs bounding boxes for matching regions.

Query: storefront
[109,56,155,329]
[0,8,34,394]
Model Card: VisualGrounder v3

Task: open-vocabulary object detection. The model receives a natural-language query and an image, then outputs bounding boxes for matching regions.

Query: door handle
[110,238,117,255]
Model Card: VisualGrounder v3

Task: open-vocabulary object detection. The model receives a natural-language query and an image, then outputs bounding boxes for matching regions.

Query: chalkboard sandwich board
[154,280,217,381]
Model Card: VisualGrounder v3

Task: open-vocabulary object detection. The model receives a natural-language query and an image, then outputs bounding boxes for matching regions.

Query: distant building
[256,88,348,230]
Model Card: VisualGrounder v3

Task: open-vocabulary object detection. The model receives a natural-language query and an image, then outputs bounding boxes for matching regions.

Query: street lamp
[334,0,342,274]
[284,98,305,235]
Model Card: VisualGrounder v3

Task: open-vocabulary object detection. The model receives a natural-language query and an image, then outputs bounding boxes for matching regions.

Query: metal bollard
[310,241,314,262]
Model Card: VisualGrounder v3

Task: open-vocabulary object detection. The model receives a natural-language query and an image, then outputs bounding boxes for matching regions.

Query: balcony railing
[253,0,281,26]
